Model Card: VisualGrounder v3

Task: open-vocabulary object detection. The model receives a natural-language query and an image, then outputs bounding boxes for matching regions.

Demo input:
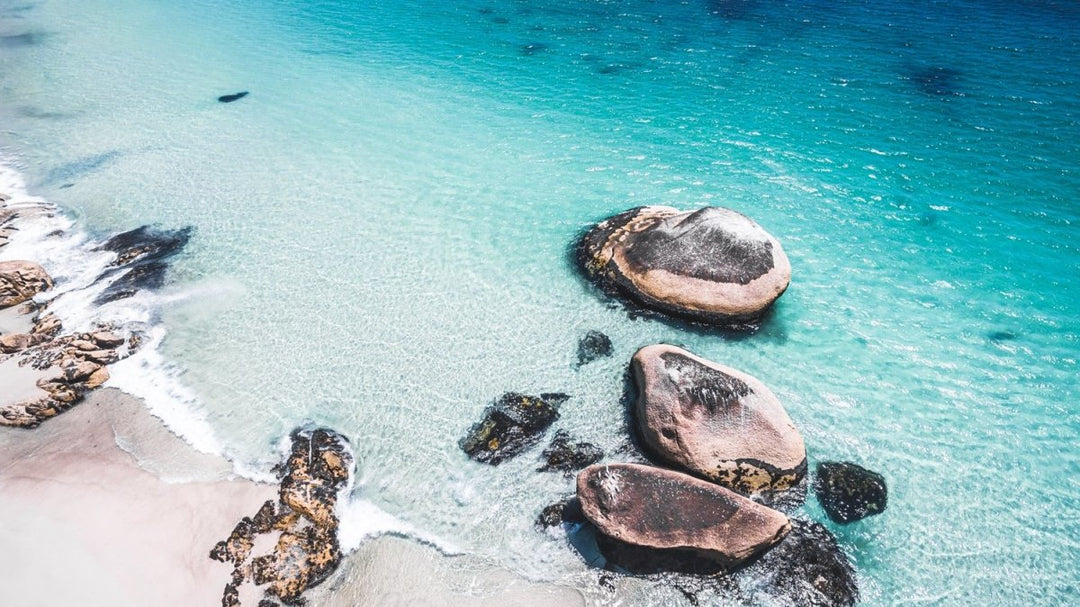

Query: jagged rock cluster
[211,428,352,606]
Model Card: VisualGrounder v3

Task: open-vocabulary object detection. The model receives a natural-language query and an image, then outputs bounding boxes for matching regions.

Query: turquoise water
[1,0,1078,604]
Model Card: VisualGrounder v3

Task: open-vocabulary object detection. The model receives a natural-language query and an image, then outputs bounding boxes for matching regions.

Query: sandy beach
[0,388,275,606]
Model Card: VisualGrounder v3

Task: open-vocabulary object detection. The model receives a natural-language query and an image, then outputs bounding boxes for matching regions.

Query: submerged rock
[814,461,887,523]
[538,430,604,473]
[739,519,859,606]
[632,344,806,500]
[576,463,790,570]
[536,496,585,529]
[461,392,561,465]
[576,330,613,367]
[211,428,352,606]
[0,260,53,309]
[218,91,249,103]
[576,206,790,327]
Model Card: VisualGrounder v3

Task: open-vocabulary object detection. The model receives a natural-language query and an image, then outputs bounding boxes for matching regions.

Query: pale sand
[0,355,51,405]
[0,303,35,334]
[0,388,275,607]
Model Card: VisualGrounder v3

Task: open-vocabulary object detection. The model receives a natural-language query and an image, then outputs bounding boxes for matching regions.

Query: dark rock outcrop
[632,344,806,500]
[576,330,613,367]
[738,519,859,606]
[576,463,790,570]
[535,496,585,529]
[461,392,561,465]
[538,430,603,473]
[211,428,352,606]
[814,461,887,524]
[577,206,790,327]
[93,225,192,304]
[0,260,53,308]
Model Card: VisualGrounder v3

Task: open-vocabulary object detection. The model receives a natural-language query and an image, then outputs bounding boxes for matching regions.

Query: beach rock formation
[576,330,613,367]
[535,496,585,529]
[461,392,561,465]
[576,463,790,570]
[632,344,806,499]
[538,430,604,473]
[814,461,888,523]
[576,206,790,327]
[739,519,859,606]
[211,428,352,606]
[0,323,134,428]
[0,260,53,308]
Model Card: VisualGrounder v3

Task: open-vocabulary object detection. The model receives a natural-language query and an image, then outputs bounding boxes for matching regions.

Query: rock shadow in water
[0,31,44,48]
[902,65,964,97]
[41,150,122,185]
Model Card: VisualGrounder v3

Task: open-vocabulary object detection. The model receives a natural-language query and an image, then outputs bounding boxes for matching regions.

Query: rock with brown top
[0,260,53,309]
[460,392,562,465]
[211,428,352,606]
[632,344,806,500]
[576,463,790,570]
[577,206,790,327]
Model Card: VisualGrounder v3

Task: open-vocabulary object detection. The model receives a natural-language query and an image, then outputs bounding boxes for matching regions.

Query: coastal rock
[576,330,613,367]
[576,206,790,326]
[538,430,604,473]
[211,428,352,606]
[814,461,888,523]
[739,519,859,606]
[0,332,48,353]
[536,496,585,529]
[576,463,790,570]
[0,260,53,309]
[93,225,192,304]
[632,344,806,499]
[218,91,249,103]
[461,392,561,465]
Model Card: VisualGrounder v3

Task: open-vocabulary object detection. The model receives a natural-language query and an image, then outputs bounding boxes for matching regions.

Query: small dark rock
[988,330,1018,342]
[814,461,887,524]
[576,330,613,367]
[539,392,571,406]
[96,225,193,267]
[460,392,561,465]
[94,261,169,304]
[218,91,249,103]
[536,496,585,529]
[538,430,603,473]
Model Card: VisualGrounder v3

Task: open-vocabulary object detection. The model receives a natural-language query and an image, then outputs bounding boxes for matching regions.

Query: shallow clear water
[1,0,1078,604]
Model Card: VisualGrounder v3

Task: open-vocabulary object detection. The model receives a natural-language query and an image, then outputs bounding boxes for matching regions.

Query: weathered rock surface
[538,430,604,473]
[535,496,585,529]
[0,260,53,309]
[0,321,134,428]
[211,428,352,606]
[632,344,806,500]
[461,392,561,465]
[814,461,888,524]
[738,519,859,606]
[576,330,613,367]
[577,206,791,326]
[576,463,790,570]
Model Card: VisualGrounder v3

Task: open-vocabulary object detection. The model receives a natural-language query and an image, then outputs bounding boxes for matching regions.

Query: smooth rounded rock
[576,463,790,569]
[814,461,887,523]
[577,206,790,326]
[633,344,806,497]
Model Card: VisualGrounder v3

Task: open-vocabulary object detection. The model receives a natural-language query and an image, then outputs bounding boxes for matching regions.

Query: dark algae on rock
[814,461,888,523]
[211,428,352,606]
[460,392,561,465]
[576,330,613,367]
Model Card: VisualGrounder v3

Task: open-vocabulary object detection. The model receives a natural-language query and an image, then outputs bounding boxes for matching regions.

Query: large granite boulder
[461,392,561,465]
[0,260,53,309]
[814,461,888,523]
[577,206,790,326]
[632,344,806,499]
[576,463,790,570]
[211,427,352,606]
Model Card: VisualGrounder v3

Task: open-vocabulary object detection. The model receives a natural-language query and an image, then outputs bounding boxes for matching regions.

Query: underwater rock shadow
[901,65,965,97]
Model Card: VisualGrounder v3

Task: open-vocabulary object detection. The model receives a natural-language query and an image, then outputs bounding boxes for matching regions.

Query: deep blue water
[0,0,1078,604]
